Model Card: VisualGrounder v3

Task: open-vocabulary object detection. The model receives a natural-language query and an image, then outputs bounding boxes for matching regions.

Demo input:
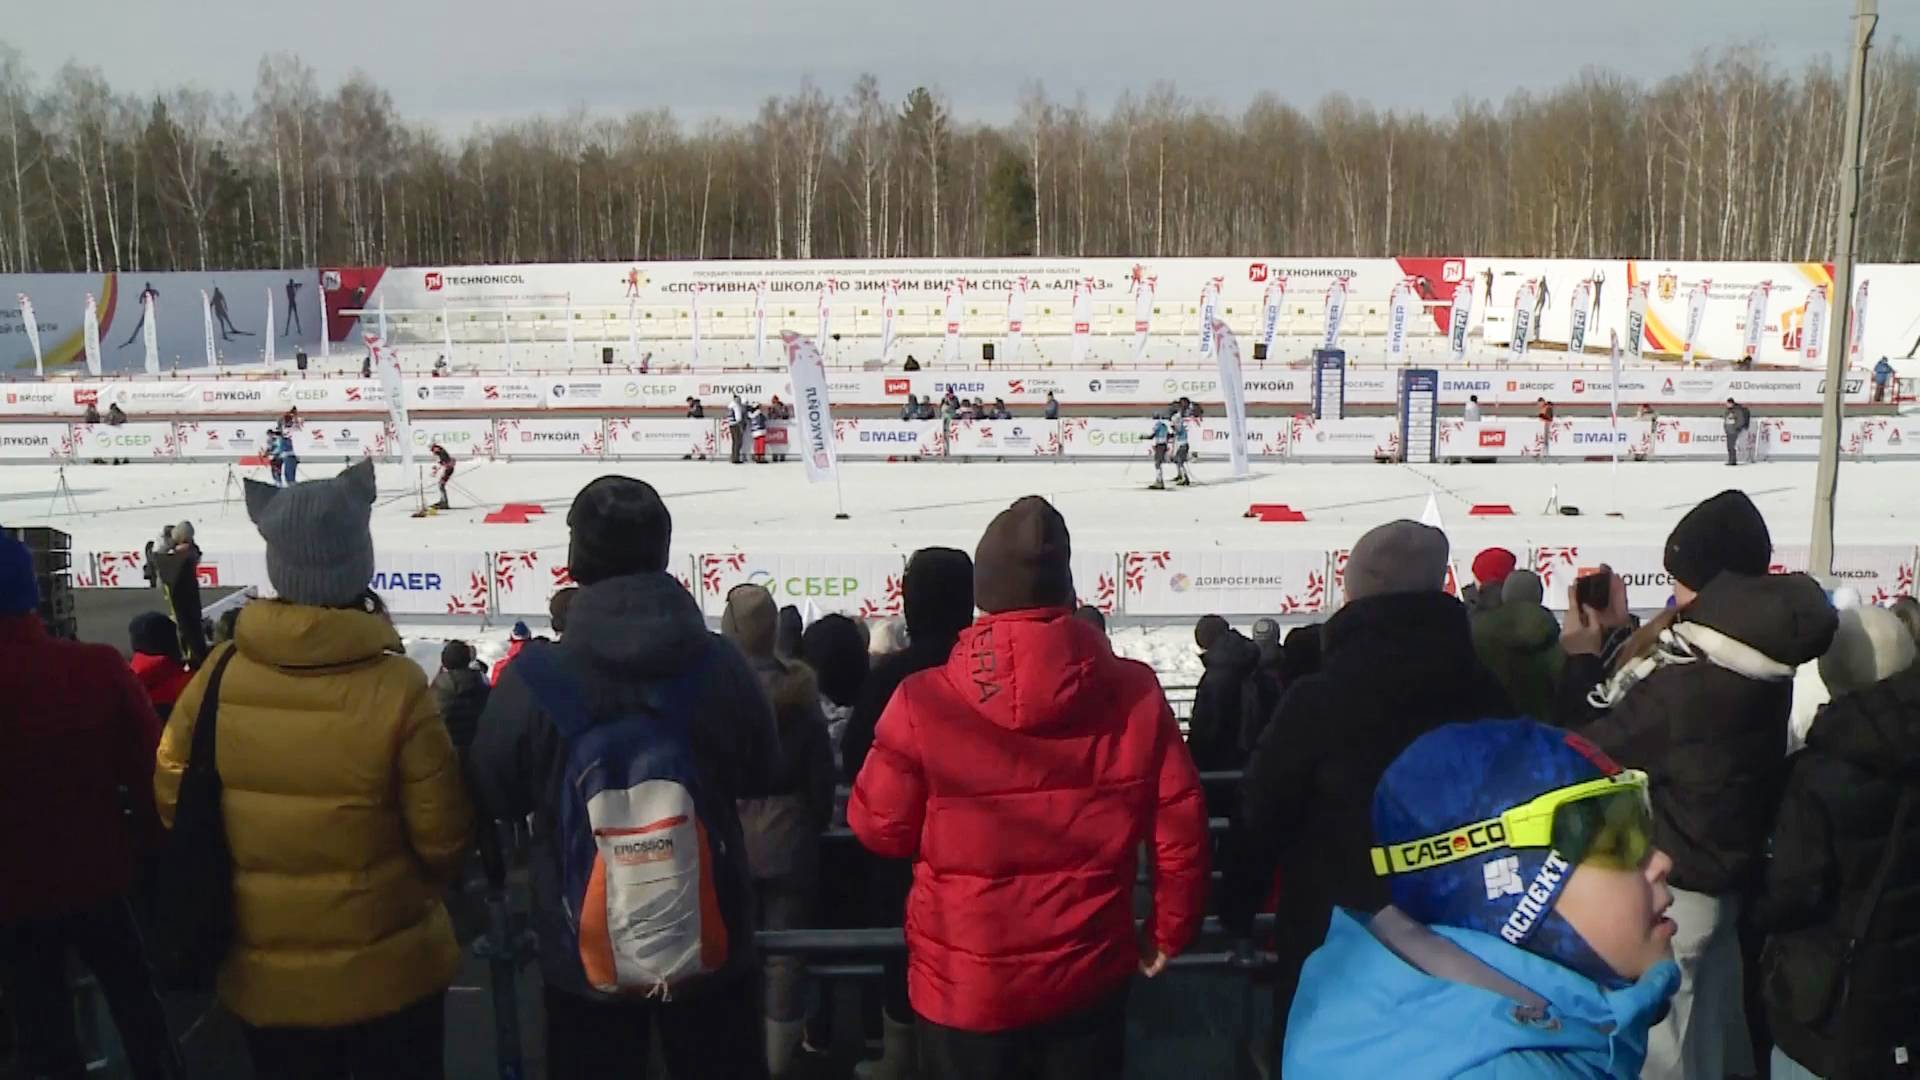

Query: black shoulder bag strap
[1844,786,1916,967]
[188,645,241,774]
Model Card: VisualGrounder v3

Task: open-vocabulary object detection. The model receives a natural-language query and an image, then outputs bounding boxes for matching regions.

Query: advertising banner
[1055,416,1157,459]
[1533,544,1676,612]
[945,418,1059,457]
[71,422,176,461]
[1121,549,1331,617]
[1072,551,1121,614]
[3,270,324,376]
[1771,544,1916,605]
[366,551,493,615]
[405,418,496,461]
[0,422,74,460]
[1647,417,1730,460]
[1838,415,1920,458]
[604,417,715,459]
[1190,416,1289,459]
[1547,418,1639,457]
[173,419,283,459]
[1286,416,1399,460]
[493,417,606,458]
[289,420,391,458]
[831,418,945,459]
[495,550,703,616]
[490,547,575,616]
[694,551,907,619]
[1754,416,1825,460]
[1435,419,1544,459]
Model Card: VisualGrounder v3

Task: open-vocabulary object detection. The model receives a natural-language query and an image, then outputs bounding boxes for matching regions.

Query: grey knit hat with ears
[244,457,377,607]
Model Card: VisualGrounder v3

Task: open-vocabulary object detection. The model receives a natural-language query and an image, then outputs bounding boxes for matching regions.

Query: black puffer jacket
[430,663,490,752]
[1220,591,1511,1026]
[466,572,781,998]
[1188,629,1259,773]
[1557,571,1837,895]
[1756,663,1920,1080]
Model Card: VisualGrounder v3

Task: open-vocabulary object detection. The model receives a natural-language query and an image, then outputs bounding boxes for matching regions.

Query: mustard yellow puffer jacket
[155,601,472,1029]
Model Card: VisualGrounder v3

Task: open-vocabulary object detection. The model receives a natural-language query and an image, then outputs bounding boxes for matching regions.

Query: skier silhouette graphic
[118,282,159,347]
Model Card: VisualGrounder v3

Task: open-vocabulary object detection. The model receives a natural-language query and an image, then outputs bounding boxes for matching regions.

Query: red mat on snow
[1245,504,1309,522]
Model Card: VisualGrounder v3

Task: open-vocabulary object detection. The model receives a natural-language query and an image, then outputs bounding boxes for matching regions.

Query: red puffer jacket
[849,608,1209,1032]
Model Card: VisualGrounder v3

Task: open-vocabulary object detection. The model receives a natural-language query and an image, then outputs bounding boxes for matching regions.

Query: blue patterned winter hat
[1371,719,1635,989]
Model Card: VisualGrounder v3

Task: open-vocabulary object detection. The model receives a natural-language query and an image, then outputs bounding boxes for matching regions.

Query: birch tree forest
[3,42,1920,272]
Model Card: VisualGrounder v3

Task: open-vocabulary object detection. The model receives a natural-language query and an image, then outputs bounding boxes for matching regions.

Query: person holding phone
[1554,490,1837,1080]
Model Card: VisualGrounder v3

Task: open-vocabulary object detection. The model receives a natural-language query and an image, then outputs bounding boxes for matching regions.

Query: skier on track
[1170,409,1194,487]
[1148,410,1172,490]
[431,442,455,509]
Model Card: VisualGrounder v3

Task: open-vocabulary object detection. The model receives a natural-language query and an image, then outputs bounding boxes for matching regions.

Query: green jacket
[1471,601,1566,723]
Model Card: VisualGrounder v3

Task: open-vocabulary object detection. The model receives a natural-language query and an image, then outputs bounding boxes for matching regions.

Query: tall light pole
[1811,0,1879,583]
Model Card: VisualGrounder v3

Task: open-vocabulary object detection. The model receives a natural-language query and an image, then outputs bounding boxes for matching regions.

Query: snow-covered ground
[5,455,1914,689]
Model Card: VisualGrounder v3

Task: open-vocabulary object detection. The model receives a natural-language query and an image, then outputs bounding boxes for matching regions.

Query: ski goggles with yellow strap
[1370,770,1653,877]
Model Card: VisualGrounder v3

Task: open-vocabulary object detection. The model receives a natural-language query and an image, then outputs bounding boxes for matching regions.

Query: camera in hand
[1575,567,1614,612]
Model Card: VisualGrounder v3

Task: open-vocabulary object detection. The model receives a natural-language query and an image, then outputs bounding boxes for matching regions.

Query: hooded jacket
[848,609,1209,1032]
[1,615,164,923]
[843,549,975,783]
[1473,600,1567,724]
[430,663,490,752]
[1286,909,1680,1079]
[1220,592,1512,1027]
[1239,635,1288,757]
[130,650,194,721]
[1189,628,1260,772]
[735,655,836,883]
[153,602,473,1028]
[1755,662,1920,1078]
[467,572,782,998]
[1558,572,1837,894]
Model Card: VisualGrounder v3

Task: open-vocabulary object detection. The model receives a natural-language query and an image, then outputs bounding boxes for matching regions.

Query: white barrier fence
[12,413,1920,464]
[0,366,1876,418]
[67,542,1919,617]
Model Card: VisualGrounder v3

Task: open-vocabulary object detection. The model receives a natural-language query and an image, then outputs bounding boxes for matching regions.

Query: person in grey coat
[722,583,837,1077]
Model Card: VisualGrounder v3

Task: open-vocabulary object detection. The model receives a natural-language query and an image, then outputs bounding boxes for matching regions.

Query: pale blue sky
[6,0,1905,131]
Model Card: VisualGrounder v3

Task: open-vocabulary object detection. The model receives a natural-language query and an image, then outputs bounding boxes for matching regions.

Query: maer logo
[425,271,444,291]
[884,378,911,396]
[861,431,919,444]
[371,571,444,591]
[1479,430,1507,448]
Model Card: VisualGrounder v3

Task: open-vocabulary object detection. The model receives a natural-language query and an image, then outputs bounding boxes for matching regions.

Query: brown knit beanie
[973,496,1074,614]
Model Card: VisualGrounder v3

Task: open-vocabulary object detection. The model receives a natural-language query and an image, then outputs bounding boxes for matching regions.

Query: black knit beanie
[1664,490,1772,591]
[903,547,975,640]
[566,476,672,585]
